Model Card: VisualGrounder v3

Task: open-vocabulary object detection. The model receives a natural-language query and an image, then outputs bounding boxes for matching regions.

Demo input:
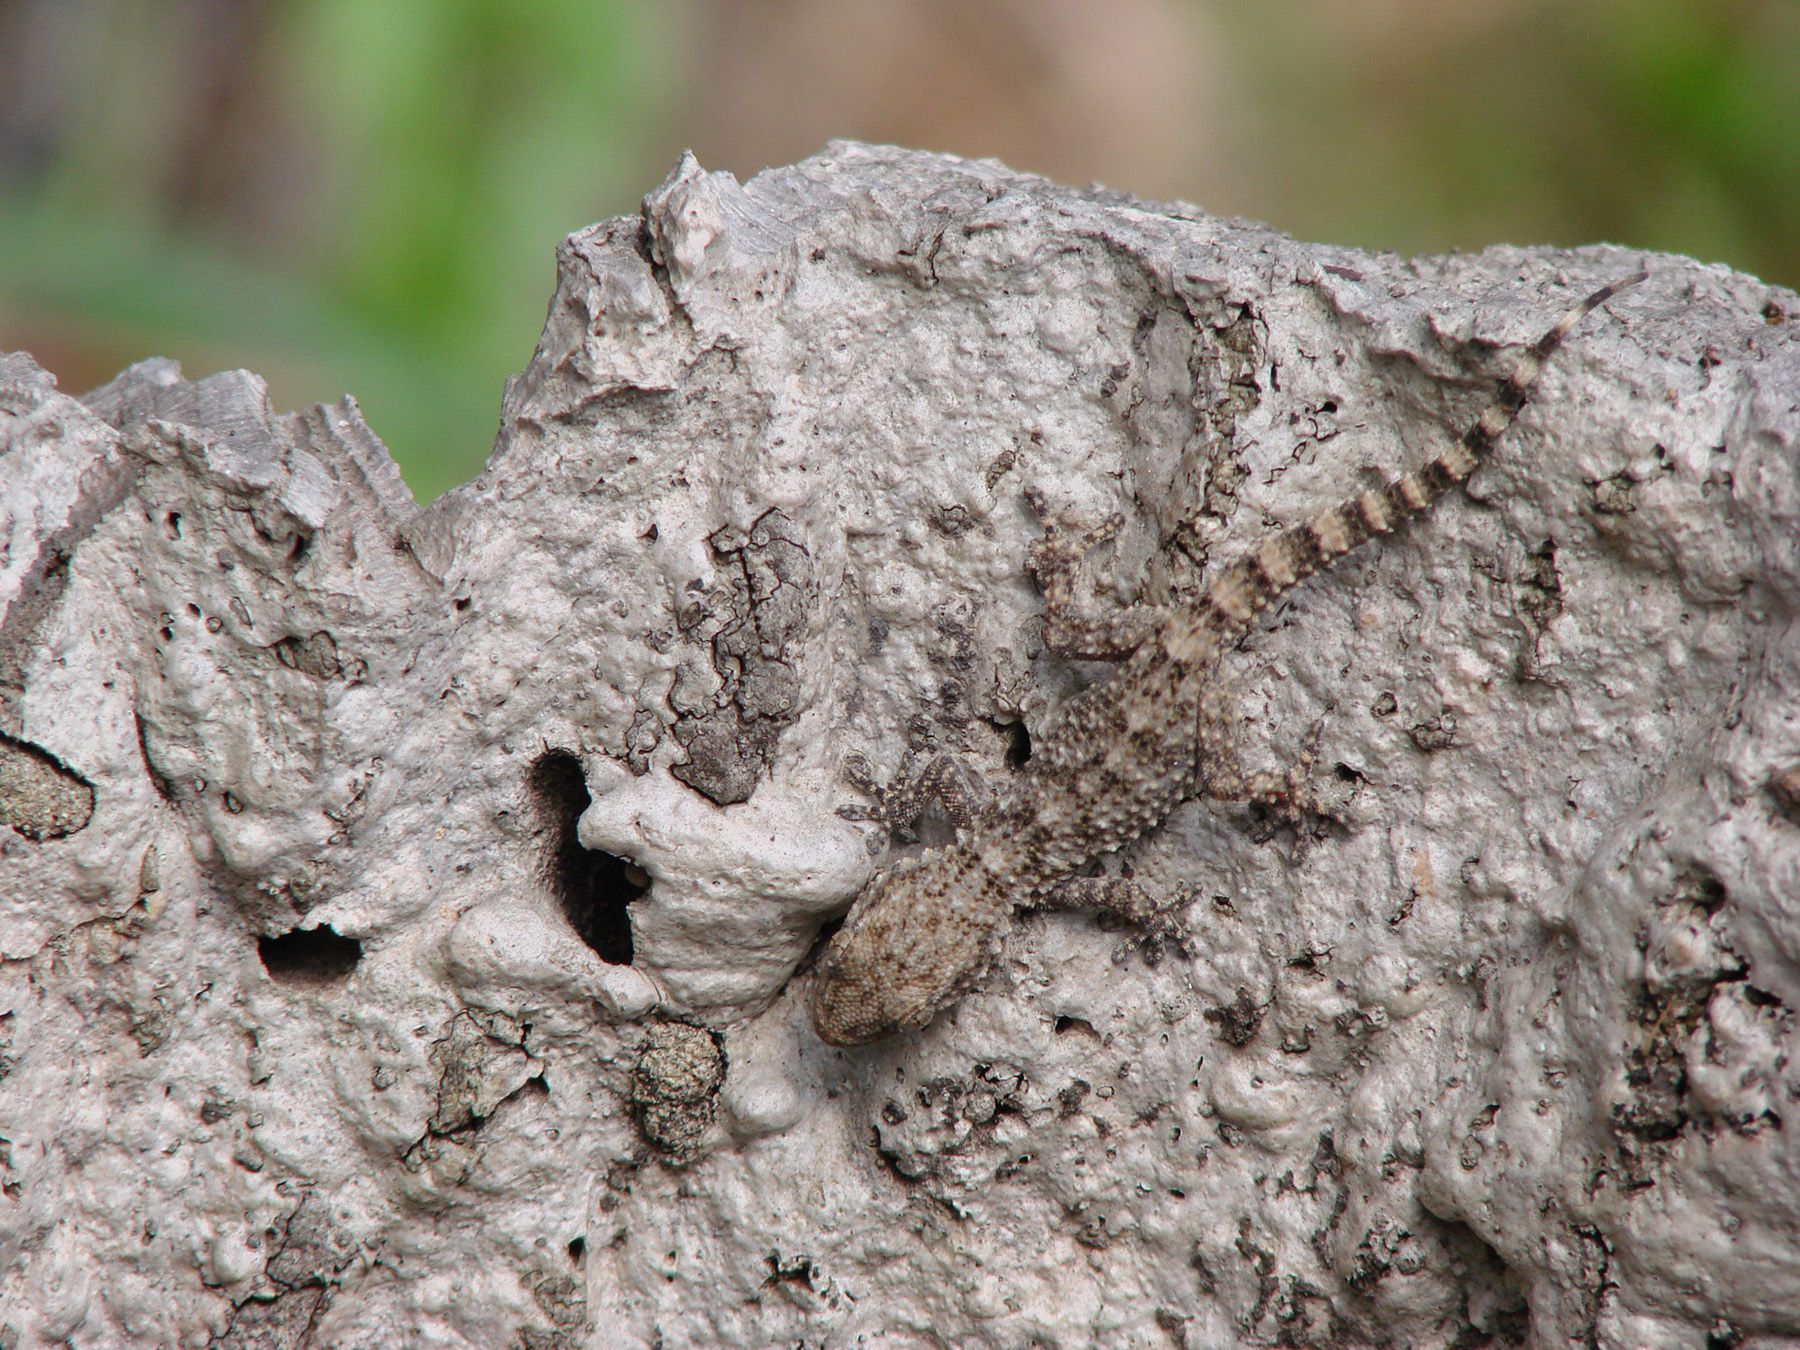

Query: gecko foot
[1026,511,1162,660]
[1202,721,1344,839]
[836,751,987,840]
[1039,875,1197,961]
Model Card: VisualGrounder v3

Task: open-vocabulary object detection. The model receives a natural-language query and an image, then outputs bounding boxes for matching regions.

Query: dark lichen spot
[271,631,341,681]
[669,510,812,805]
[1615,865,1747,1144]
[258,925,362,987]
[0,731,95,840]
[528,749,645,965]
[631,1021,725,1160]
[1766,763,1800,825]
[1204,987,1264,1047]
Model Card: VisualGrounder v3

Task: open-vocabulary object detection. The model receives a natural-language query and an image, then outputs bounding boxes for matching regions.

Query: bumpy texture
[0,144,1796,1348]
[810,276,1647,1049]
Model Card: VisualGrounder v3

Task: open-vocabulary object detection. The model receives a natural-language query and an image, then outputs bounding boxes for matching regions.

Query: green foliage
[0,1,670,499]
[1212,0,1798,287]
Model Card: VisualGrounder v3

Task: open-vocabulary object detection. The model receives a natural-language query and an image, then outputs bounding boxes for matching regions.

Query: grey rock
[0,143,1795,1348]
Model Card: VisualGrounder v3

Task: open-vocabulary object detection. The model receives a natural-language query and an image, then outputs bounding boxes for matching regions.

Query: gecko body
[811,275,1645,1047]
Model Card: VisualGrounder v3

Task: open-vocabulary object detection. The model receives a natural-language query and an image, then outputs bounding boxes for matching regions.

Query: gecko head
[810,934,917,1047]
[809,850,989,1047]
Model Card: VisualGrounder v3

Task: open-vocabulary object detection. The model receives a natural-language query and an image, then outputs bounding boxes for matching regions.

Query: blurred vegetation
[0,0,673,499]
[1213,1,1799,284]
[1,0,1792,500]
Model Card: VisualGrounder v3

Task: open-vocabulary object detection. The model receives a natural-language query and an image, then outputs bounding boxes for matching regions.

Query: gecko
[811,273,1647,1047]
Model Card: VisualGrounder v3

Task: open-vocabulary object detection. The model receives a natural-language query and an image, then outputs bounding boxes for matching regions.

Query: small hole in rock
[992,717,1032,768]
[528,749,646,965]
[258,925,362,987]
[808,914,845,966]
[567,1237,586,1264]
[164,511,183,540]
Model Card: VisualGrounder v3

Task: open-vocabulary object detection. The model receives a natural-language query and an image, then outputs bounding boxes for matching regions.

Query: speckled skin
[811,275,1646,1047]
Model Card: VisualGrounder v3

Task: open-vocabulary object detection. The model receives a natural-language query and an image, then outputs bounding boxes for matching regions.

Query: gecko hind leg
[1027,512,1167,660]
[1197,712,1339,834]
[1037,875,1197,958]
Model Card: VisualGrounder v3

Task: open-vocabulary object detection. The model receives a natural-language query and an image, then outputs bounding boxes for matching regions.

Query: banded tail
[1200,272,1648,634]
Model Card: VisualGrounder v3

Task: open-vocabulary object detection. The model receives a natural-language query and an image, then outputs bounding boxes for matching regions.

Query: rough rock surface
[1,143,1797,1348]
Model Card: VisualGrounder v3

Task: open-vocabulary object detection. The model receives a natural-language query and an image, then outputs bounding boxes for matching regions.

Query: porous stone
[1,144,1796,1348]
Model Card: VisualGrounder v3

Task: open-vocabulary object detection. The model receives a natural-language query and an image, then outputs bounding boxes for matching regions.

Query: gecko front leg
[837,752,986,839]
[1027,511,1165,659]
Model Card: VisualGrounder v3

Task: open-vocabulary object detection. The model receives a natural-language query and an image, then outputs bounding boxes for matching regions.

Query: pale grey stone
[0,143,1795,1348]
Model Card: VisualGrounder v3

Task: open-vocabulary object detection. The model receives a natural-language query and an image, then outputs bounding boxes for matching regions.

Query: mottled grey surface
[0,144,1796,1348]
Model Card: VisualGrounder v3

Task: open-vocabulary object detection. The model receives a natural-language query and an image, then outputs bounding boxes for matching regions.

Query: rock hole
[528,749,645,965]
[807,914,845,968]
[1003,720,1032,767]
[989,717,1032,768]
[1416,1210,1530,1343]
[287,532,311,565]
[1676,867,1728,914]
[567,1236,586,1264]
[164,511,182,540]
[258,925,362,987]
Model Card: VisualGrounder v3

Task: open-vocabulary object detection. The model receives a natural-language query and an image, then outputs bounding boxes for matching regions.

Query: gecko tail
[1199,271,1648,634]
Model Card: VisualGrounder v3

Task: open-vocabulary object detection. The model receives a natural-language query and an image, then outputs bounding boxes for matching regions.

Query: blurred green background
[2,0,1793,501]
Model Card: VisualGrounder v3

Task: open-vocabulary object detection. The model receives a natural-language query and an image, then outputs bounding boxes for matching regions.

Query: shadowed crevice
[527,749,647,965]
